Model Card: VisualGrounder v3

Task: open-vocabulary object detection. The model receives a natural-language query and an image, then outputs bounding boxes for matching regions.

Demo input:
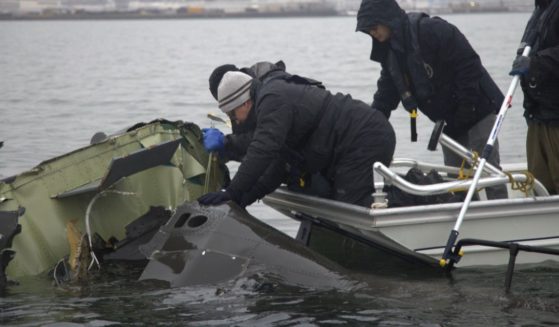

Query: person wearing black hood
[356,0,507,199]
[509,0,559,194]
[198,70,396,208]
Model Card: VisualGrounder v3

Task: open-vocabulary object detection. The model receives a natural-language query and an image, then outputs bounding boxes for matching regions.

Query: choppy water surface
[2,13,559,326]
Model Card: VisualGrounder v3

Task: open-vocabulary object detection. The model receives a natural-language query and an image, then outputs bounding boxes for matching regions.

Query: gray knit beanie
[217,71,253,113]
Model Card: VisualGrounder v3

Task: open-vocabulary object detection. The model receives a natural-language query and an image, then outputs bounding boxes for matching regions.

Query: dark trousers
[527,122,559,195]
[332,125,396,207]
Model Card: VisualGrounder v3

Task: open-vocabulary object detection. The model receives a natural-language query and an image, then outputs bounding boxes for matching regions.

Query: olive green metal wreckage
[0,120,356,292]
[0,120,226,287]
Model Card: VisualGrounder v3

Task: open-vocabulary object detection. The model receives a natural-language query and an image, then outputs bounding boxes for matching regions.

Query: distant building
[0,0,19,13]
[2,0,533,15]
[19,0,61,13]
[113,0,130,11]
[339,0,531,13]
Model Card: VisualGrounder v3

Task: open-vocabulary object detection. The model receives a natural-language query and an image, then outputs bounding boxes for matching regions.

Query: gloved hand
[202,128,224,152]
[454,103,478,128]
[509,56,531,76]
[198,190,231,205]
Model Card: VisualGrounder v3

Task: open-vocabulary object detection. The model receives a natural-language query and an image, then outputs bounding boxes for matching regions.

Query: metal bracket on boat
[449,238,559,292]
[376,131,550,198]
[428,120,445,151]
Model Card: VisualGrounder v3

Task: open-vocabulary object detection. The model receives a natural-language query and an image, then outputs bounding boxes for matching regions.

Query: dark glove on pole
[509,56,531,76]
[198,190,231,205]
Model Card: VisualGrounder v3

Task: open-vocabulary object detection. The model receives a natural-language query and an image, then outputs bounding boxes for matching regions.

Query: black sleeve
[224,131,253,162]
[238,157,287,207]
[372,66,401,119]
[532,44,559,82]
[226,93,292,201]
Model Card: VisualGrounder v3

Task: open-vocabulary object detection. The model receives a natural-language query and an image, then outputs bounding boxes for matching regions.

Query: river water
[1,13,559,326]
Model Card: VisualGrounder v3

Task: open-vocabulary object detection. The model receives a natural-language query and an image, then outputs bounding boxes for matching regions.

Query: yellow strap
[457,151,479,180]
[451,151,480,193]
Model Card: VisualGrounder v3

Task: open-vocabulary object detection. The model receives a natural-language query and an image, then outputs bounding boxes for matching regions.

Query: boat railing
[373,133,549,199]
[373,162,549,197]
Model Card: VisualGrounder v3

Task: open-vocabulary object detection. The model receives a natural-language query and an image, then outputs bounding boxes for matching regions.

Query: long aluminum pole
[440,46,532,267]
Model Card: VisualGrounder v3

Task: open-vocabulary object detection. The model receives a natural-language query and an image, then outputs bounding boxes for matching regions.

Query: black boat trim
[450,238,559,292]
[414,235,559,252]
[294,211,440,269]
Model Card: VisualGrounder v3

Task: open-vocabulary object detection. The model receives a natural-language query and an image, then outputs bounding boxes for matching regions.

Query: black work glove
[509,56,531,76]
[454,103,479,130]
[198,190,231,206]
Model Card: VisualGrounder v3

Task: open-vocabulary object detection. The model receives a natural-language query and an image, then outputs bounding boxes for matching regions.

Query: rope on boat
[84,189,135,271]
[449,151,483,193]
[504,170,535,196]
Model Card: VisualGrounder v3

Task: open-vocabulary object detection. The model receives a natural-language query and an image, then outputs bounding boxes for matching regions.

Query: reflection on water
[3,262,559,325]
[1,12,558,326]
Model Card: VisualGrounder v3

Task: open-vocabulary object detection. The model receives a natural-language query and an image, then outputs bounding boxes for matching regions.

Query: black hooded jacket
[356,0,504,138]
[520,0,559,124]
[225,73,394,206]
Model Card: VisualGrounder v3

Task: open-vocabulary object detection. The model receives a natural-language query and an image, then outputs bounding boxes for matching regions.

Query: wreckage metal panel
[140,202,354,289]
[54,139,181,198]
[0,121,225,278]
[100,139,181,191]
[6,124,179,195]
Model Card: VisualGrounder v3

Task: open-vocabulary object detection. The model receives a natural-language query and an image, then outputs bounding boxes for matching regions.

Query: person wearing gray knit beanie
[203,62,288,164]
[217,71,253,122]
[199,65,396,209]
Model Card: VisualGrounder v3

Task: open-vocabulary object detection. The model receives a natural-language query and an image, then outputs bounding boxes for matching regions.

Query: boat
[263,131,559,281]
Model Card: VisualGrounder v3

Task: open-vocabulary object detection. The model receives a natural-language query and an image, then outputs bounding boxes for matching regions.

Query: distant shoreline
[0,7,531,21]
[0,10,341,21]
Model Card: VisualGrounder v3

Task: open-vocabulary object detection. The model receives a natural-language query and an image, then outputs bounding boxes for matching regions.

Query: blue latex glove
[509,56,531,76]
[198,190,231,205]
[202,128,224,152]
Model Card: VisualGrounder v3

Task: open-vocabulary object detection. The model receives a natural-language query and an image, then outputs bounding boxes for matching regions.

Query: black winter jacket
[223,62,325,161]
[521,0,559,124]
[356,0,503,138]
[225,74,393,205]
